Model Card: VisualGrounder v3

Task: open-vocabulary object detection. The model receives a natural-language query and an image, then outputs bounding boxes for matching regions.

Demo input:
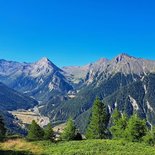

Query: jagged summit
[36,57,53,65]
[118,53,132,57]
[114,53,134,62]
[35,57,62,71]
[38,57,50,62]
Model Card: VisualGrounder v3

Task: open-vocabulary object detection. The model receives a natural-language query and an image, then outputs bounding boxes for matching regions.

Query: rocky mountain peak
[36,57,53,66]
[39,57,49,62]
[27,60,57,81]
[34,57,62,73]
[115,53,134,63]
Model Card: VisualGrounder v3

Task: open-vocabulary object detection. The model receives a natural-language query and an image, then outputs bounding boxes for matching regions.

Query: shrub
[143,127,155,146]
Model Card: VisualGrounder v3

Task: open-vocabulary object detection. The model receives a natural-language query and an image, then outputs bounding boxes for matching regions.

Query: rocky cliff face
[63,64,90,84]
[84,54,155,85]
[63,54,155,87]
[105,53,155,75]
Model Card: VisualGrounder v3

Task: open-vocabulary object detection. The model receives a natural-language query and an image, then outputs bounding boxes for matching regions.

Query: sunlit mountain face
[1,53,155,133]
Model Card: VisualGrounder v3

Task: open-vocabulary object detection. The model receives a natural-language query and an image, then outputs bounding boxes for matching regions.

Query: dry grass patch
[0,138,43,154]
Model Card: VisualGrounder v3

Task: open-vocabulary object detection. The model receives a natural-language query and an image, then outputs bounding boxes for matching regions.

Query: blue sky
[0,0,155,67]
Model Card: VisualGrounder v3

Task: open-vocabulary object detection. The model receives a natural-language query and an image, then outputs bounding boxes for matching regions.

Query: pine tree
[110,110,128,139]
[125,114,147,142]
[0,115,6,141]
[111,109,122,125]
[44,123,54,141]
[61,118,76,141]
[86,97,109,139]
[27,120,44,141]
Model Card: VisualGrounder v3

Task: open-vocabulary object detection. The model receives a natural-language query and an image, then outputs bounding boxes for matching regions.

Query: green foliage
[27,120,44,141]
[110,110,128,139]
[86,97,109,139]
[125,114,147,142]
[143,132,154,146]
[143,127,155,146]
[0,115,6,141]
[36,139,155,155]
[44,123,54,141]
[111,109,122,125]
[61,118,76,141]
[2,138,155,155]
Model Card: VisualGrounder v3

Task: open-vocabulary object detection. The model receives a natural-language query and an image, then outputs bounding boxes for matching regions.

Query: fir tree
[61,118,76,141]
[86,97,109,139]
[111,109,122,125]
[44,123,54,141]
[110,110,128,139]
[27,120,44,141]
[125,114,147,142]
[0,115,6,141]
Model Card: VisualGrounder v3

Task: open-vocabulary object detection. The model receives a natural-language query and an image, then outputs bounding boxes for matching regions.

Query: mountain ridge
[1,53,155,133]
[0,57,73,102]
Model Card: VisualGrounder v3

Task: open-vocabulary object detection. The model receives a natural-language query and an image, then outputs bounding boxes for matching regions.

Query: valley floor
[0,138,155,155]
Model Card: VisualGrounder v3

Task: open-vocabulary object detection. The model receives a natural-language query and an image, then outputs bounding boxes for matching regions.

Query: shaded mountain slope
[0,82,38,110]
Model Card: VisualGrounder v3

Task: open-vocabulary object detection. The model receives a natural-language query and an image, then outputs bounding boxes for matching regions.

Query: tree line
[15,97,155,145]
[86,97,155,145]
[27,118,82,141]
[0,97,155,146]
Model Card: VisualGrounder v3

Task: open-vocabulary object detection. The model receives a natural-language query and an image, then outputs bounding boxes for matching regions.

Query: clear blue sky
[0,0,155,67]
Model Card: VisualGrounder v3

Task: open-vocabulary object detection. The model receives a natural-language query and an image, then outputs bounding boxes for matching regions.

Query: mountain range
[1,53,155,133]
[0,57,73,102]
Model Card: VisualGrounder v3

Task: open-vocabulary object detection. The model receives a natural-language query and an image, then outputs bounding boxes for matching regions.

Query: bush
[143,132,154,146]
[143,127,155,146]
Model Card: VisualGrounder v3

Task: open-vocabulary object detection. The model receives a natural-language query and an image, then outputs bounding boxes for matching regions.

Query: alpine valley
[1,53,155,134]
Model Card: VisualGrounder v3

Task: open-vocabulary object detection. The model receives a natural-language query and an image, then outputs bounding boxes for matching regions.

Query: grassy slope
[1,139,155,155]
